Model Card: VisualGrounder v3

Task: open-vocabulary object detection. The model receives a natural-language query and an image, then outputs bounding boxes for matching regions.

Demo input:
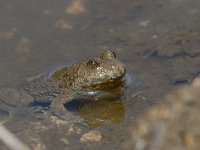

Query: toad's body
[0,50,126,122]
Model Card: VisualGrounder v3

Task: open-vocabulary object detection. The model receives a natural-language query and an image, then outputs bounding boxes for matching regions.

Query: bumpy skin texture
[1,50,126,122]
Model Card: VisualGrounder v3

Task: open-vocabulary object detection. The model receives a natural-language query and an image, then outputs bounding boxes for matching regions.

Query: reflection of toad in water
[66,79,126,128]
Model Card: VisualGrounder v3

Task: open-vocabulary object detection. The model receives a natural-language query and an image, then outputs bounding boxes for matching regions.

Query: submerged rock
[126,77,200,150]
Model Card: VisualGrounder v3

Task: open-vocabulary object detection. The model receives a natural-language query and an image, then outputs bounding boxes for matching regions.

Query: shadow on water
[0,109,9,121]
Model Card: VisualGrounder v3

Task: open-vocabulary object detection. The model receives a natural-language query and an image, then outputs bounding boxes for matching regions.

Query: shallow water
[0,0,200,149]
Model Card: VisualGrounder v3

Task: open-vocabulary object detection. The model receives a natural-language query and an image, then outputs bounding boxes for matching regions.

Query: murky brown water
[0,0,200,149]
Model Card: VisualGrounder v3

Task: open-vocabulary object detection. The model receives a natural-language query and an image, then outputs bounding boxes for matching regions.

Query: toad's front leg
[50,89,85,124]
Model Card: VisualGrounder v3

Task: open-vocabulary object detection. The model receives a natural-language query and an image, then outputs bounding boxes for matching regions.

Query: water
[0,0,200,149]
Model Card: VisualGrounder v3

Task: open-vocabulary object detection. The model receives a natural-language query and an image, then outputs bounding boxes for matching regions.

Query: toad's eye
[87,59,100,69]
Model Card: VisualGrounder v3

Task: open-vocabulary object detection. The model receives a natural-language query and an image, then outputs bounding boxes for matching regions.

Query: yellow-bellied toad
[0,50,126,123]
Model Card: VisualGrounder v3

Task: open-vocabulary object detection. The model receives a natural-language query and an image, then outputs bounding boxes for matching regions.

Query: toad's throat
[83,78,125,90]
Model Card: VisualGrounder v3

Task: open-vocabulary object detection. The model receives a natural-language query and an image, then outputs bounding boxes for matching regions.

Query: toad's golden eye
[87,59,100,69]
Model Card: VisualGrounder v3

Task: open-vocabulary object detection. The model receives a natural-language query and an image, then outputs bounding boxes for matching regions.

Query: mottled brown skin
[0,50,126,123]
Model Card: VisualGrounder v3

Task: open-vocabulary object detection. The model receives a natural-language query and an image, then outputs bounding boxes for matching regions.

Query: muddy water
[0,0,200,149]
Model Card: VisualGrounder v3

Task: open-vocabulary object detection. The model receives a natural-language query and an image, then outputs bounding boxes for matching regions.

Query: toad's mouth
[83,78,125,90]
